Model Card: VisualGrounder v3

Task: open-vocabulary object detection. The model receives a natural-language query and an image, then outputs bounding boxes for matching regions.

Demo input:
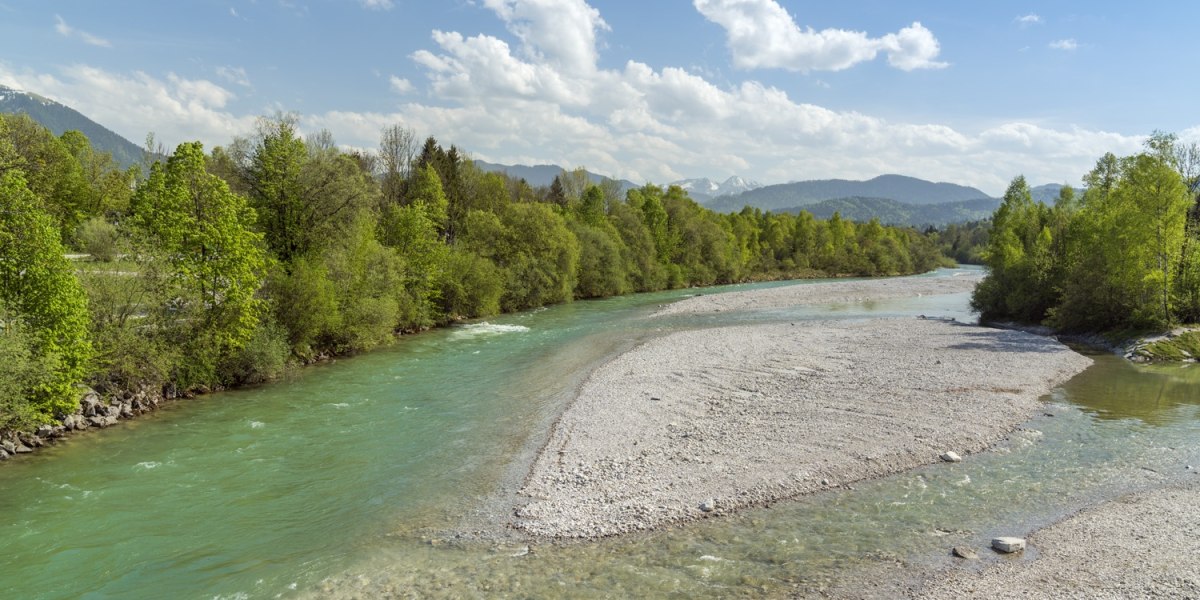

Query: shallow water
[1,267,1196,599]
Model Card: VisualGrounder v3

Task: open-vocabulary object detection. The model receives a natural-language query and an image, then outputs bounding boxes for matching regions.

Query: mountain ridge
[0,85,145,169]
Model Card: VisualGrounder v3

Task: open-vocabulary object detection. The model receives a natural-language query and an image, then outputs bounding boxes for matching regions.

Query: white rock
[940,451,962,463]
[992,537,1026,553]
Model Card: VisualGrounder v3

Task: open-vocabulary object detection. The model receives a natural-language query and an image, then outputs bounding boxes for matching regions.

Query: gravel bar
[515,317,1091,538]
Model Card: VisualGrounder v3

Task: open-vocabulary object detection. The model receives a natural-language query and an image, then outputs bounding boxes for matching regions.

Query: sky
[1,1,1198,195]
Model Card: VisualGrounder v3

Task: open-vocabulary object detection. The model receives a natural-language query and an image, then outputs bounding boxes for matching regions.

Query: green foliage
[977,136,1196,335]
[77,216,121,262]
[219,317,291,385]
[322,213,404,351]
[0,114,92,243]
[129,141,267,390]
[0,306,49,430]
[437,247,504,319]
[0,170,93,420]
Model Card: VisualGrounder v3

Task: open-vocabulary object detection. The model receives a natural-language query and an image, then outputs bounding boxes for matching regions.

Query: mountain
[473,160,638,192]
[783,196,1000,228]
[0,85,145,169]
[1029,183,1074,204]
[671,175,762,203]
[707,174,991,213]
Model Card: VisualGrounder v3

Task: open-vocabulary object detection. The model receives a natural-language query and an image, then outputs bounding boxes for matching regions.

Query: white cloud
[1016,14,1042,25]
[389,76,413,94]
[1049,38,1078,51]
[0,2,1154,195]
[0,62,254,151]
[692,0,946,72]
[216,66,251,87]
[54,15,111,48]
[360,0,393,9]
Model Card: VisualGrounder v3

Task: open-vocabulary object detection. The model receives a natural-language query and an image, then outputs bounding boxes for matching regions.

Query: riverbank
[515,315,1091,538]
[911,478,1200,598]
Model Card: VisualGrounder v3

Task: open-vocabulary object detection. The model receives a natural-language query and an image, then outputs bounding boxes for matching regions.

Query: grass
[1135,330,1200,362]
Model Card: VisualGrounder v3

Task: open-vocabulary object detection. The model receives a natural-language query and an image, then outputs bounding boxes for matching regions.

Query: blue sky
[1,0,1197,195]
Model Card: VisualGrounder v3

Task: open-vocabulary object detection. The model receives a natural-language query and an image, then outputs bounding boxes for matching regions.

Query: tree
[379,124,418,208]
[0,170,93,420]
[129,141,267,387]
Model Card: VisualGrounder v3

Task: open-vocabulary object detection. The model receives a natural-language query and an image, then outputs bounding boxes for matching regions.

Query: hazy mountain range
[3,85,1073,229]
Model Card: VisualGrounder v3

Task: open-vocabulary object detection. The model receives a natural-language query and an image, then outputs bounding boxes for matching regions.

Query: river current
[1,267,1197,599]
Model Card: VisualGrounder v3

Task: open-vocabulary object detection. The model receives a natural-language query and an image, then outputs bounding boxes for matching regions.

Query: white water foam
[249,421,265,429]
[135,461,161,470]
[450,322,531,340]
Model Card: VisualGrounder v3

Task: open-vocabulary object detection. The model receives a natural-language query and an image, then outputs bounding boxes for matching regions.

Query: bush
[77,216,121,262]
[0,310,47,431]
[220,317,291,385]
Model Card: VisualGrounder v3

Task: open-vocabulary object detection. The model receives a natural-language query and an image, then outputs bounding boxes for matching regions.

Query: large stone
[951,546,978,560]
[940,451,963,463]
[120,403,134,418]
[992,537,1026,553]
[699,499,717,513]
[88,415,109,428]
[0,440,14,453]
[36,424,55,438]
[0,449,8,460]
[79,391,101,417]
[14,443,32,454]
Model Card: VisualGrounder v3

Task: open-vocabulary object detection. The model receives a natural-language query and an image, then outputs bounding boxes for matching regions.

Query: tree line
[973,132,1200,333]
[0,112,951,430]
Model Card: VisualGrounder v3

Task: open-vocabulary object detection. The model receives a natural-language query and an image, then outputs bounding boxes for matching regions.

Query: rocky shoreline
[514,317,1091,538]
[0,386,167,463]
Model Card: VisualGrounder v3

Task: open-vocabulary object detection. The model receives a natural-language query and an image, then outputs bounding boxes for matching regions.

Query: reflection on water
[1062,351,1200,426]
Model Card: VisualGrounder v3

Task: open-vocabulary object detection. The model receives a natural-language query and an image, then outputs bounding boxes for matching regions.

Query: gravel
[514,316,1091,538]
[915,480,1200,599]
[654,271,984,317]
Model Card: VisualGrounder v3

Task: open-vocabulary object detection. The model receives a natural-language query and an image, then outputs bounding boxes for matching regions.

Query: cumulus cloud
[0,62,254,150]
[692,0,946,72]
[389,75,413,94]
[0,2,1152,194]
[1049,38,1078,51]
[360,0,393,9]
[1016,14,1042,26]
[54,15,111,48]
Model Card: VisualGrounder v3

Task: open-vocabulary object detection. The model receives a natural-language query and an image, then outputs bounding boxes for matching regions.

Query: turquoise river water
[1,267,1198,599]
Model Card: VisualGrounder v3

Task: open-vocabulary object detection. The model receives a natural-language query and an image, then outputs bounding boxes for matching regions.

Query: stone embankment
[0,387,164,462]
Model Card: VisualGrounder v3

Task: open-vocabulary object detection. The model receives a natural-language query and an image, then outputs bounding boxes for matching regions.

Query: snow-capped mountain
[671,175,763,203]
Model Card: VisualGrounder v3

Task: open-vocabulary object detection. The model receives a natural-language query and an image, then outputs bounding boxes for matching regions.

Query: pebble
[940,451,962,463]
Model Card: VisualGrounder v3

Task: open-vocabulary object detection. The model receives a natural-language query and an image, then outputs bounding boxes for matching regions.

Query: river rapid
[1,267,1197,599]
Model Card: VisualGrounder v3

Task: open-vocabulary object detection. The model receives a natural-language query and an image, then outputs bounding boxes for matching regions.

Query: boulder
[79,391,101,417]
[120,403,134,418]
[36,424,55,438]
[14,443,32,454]
[0,449,7,460]
[951,546,978,560]
[699,499,717,513]
[991,537,1026,553]
[0,439,14,453]
[940,451,962,463]
[88,416,109,428]
[103,416,119,427]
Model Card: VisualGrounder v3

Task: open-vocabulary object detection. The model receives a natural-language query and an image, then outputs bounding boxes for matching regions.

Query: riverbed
[1,267,1197,599]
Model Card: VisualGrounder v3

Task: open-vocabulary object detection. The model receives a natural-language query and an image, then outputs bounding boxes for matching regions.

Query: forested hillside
[973,132,1200,332]
[0,113,951,430]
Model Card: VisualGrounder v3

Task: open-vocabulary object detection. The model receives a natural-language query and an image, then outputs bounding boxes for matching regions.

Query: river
[1,267,1197,599]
